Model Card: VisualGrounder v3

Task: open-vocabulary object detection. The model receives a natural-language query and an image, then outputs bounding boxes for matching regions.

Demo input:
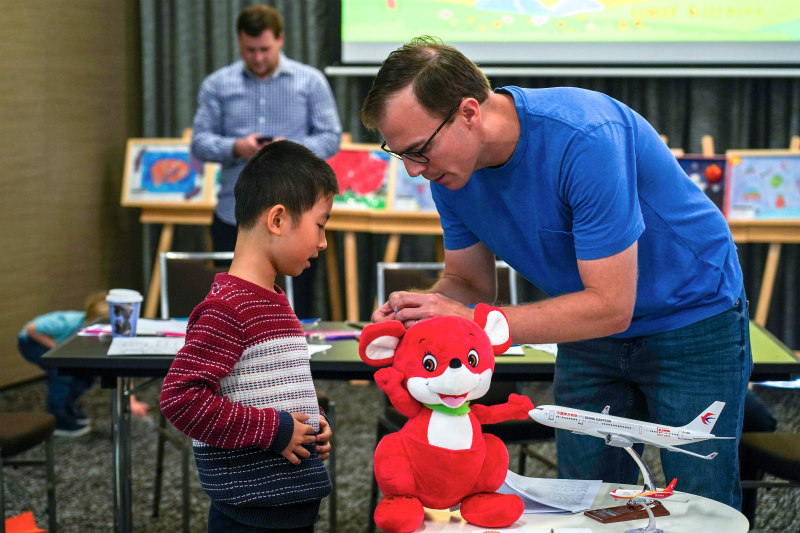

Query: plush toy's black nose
[449,358,462,368]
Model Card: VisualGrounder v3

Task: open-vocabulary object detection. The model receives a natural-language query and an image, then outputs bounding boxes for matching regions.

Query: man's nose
[403,159,426,178]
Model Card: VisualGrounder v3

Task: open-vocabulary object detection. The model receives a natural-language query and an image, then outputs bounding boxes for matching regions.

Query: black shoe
[69,400,90,424]
[54,415,91,437]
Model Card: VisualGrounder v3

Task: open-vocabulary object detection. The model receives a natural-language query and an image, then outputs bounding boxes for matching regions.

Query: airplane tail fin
[665,478,677,492]
[682,401,725,433]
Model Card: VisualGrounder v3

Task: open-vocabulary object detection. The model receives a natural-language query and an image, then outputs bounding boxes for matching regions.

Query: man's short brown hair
[237,4,283,38]
[361,36,491,130]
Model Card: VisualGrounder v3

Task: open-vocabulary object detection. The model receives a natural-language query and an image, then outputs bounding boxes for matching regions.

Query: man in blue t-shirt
[361,36,751,510]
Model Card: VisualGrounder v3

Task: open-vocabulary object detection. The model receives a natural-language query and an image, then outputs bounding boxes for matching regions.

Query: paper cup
[106,289,143,337]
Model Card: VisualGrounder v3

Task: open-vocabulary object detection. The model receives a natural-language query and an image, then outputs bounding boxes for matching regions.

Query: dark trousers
[207,504,313,533]
[211,214,317,318]
[18,336,94,418]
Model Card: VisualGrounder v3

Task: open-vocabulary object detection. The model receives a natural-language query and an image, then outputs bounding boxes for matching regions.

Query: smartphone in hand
[257,136,273,144]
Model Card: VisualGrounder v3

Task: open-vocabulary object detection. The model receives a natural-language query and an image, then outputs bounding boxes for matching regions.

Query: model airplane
[528,401,733,460]
[610,478,678,500]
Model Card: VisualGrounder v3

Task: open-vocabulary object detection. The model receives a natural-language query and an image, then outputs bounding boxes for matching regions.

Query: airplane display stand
[622,446,664,533]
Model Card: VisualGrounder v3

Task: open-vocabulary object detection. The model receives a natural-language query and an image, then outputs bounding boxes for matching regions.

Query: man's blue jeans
[554,290,752,510]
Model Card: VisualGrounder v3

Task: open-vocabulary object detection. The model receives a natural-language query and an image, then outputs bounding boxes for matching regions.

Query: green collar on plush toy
[425,402,471,416]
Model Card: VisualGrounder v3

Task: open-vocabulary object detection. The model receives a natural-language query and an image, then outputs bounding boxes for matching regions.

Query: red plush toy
[359,304,535,533]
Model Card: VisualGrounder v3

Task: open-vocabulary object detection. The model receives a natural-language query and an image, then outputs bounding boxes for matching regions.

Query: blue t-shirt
[432,86,742,337]
[19,310,86,344]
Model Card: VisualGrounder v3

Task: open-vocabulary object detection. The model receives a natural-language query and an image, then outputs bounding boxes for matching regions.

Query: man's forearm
[502,290,632,345]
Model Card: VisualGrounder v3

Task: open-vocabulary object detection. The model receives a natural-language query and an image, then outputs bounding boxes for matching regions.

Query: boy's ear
[264,204,287,235]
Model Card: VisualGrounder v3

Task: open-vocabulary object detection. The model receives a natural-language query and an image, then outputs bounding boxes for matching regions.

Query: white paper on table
[107,337,185,355]
[308,344,332,356]
[499,470,601,514]
[523,343,558,357]
[135,318,188,335]
[502,345,525,355]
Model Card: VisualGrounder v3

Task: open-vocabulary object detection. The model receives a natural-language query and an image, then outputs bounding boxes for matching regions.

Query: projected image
[341,0,800,64]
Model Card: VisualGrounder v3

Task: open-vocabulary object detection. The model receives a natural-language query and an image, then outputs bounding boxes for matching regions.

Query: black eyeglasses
[381,104,460,164]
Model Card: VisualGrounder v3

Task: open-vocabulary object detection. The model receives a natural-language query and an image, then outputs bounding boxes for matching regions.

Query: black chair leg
[46,435,57,533]
[152,412,167,517]
[181,443,190,533]
[327,401,337,533]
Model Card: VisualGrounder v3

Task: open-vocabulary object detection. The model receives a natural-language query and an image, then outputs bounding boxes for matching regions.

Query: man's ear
[461,97,481,127]
[264,204,287,235]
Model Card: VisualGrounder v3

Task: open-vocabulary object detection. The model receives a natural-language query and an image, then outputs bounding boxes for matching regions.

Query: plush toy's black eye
[422,354,437,372]
[467,349,479,367]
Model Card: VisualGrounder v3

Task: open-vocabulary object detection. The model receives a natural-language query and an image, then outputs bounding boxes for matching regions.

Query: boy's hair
[237,4,283,38]
[234,140,339,229]
[84,291,110,321]
[361,35,491,131]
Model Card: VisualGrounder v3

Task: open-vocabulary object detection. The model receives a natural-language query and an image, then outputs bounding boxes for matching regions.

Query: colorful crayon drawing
[326,147,390,210]
[676,155,726,211]
[392,161,436,212]
[724,151,800,220]
[122,138,217,208]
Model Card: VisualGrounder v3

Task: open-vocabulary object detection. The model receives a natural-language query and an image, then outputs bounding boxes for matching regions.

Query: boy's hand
[316,416,332,461]
[281,413,317,465]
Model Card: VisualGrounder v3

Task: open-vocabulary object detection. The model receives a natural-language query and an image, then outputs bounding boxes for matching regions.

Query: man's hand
[374,291,472,328]
[316,416,332,461]
[281,413,317,465]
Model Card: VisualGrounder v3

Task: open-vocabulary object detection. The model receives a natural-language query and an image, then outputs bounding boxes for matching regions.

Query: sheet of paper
[135,318,187,335]
[308,344,332,356]
[523,343,558,357]
[107,337,185,355]
[500,470,602,514]
[502,345,525,355]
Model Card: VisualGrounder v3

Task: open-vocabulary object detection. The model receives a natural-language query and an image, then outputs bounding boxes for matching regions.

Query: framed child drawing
[675,154,726,211]
[326,142,390,210]
[724,150,800,220]
[121,138,218,208]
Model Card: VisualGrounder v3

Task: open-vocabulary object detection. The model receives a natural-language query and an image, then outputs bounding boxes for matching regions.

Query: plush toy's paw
[374,495,424,533]
[460,492,524,528]
[374,366,404,391]
[507,393,536,418]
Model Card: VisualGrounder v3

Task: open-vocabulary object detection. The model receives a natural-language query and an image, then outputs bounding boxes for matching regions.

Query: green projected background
[340,1,800,65]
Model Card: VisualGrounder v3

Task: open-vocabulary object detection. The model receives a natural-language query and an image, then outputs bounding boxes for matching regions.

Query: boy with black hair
[160,140,338,533]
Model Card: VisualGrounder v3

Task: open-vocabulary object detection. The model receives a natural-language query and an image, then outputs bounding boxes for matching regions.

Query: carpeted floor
[2,378,798,532]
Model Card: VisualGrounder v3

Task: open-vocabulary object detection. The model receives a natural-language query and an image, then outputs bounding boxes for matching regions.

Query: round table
[419,482,749,533]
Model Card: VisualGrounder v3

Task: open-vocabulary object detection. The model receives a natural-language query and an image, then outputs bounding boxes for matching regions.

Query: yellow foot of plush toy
[375,495,425,533]
[460,492,524,528]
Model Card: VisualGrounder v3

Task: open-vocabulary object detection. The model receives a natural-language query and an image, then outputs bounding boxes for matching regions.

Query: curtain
[140,1,800,347]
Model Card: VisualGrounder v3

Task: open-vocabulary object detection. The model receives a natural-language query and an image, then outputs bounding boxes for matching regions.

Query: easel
[140,208,213,318]
[122,131,217,319]
[324,209,443,321]
[722,135,800,326]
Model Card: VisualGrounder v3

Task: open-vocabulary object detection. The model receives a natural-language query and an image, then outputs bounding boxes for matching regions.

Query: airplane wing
[634,434,719,460]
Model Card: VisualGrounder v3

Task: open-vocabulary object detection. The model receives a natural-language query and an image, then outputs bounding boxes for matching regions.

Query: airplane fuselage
[530,405,716,448]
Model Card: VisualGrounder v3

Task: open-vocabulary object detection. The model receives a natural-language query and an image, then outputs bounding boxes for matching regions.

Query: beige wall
[0,1,142,387]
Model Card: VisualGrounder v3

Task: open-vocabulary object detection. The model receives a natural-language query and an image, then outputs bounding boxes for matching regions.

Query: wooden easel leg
[383,234,401,263]
[754,242,781,327]
[144,224,174,319]
[326,231,342,321]
[344,231,359,322]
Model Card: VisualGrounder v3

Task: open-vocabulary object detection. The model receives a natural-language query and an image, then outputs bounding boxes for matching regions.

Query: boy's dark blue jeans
[18,336,94,419]
[207,504,314,533]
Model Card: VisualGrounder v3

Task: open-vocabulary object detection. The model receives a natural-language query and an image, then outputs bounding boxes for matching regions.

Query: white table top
[418,483,749,533]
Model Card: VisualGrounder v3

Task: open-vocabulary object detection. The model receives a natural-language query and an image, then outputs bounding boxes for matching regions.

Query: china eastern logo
[701,413,716,425]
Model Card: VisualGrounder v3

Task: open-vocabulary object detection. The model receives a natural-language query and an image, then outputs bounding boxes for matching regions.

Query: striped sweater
[160,273,330,528]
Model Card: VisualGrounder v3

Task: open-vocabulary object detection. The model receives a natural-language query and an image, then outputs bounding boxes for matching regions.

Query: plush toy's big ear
[358,320,407,367]
[473,303,512,355]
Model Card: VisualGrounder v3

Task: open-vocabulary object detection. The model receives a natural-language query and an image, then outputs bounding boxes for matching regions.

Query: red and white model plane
[610,478,678,500]
[529,401,733,460]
